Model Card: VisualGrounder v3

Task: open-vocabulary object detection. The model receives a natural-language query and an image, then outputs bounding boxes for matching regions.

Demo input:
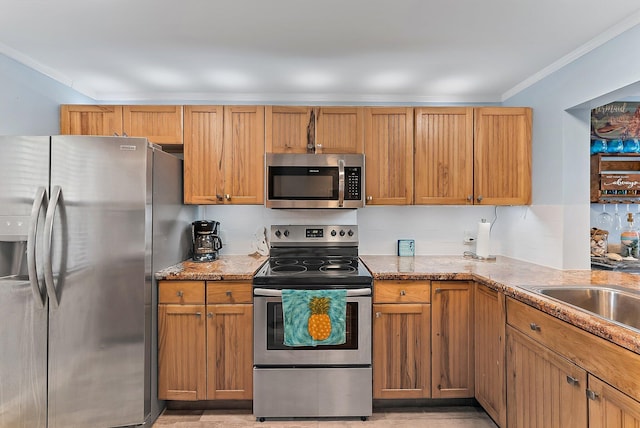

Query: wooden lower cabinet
[158,304,206,401]
[431,281,474,398]
[372,280,431,399]
[158,280,252,401]
[506,326,587,427]
[206,304,253,399]
[474,283,506,427]
[588,375,640,427]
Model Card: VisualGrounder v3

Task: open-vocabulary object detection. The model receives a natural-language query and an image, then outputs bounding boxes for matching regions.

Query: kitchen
[2,1,640,427]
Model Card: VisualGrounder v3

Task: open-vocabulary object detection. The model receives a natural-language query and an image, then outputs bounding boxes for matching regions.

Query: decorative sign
[601,174,640,193]
[591,102,640,140]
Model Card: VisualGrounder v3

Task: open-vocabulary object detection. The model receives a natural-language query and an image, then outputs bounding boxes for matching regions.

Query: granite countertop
[155,255,267,281]
[155,253,640,354]
[360,255,640,354]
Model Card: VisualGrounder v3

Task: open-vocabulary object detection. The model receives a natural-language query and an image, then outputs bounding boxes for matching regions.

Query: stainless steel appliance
[0,136,195,428]
[191,220,222,262]
[252,225,373,421]
[265,153,365,209]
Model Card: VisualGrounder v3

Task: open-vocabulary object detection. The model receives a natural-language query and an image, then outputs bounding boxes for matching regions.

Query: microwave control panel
[345,167,361,200]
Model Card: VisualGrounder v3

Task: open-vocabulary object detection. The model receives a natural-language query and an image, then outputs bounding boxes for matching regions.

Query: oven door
[253,288,371,366]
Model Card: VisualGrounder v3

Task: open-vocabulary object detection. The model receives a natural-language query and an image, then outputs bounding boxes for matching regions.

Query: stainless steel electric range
[252,225,373,421]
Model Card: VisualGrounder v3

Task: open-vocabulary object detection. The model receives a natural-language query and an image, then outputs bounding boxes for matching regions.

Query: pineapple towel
[281,289,347,347]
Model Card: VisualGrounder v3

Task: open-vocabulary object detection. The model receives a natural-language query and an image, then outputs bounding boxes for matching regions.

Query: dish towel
[281,289,347,347]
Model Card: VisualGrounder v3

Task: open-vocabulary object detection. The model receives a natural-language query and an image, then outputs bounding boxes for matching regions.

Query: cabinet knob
[400,290,406,296]
[207,313,213,318]
[435,288,442,293]
[566,376,580,386]
[226,291,232,297]
[225,194,231,201]
[176,290,183,297]
[216,194,223,201]
[586,390,599,401]
[366,196,373,202]
[529,323,541,332]
[467,195,473,202]
[477,195,483,203]
[375,312,382,318]
[195,312,201,317]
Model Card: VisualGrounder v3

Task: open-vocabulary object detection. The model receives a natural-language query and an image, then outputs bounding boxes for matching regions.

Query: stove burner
[319,264,357,274]
[327,258,352,264]
[274,258,299,266]
[303,259,325,266]
[271,265,308,274]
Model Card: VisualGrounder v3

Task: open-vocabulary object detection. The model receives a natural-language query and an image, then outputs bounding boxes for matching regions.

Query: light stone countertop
[155,253,640,354]
[360,255,640,354]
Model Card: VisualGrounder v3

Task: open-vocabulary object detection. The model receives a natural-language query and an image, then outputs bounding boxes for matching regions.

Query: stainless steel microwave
[265,153,365,209]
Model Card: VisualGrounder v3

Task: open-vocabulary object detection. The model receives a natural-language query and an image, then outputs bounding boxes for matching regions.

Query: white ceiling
[2,0,640,103]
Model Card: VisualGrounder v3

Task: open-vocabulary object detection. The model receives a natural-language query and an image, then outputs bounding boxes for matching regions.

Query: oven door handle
[253,288,371,297]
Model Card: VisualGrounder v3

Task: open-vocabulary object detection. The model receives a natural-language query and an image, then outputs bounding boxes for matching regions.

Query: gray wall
[499,23,640,269]
[0,54,92,135]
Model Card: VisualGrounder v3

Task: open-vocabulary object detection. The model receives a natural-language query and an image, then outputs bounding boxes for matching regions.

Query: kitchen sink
[532,285,640,332]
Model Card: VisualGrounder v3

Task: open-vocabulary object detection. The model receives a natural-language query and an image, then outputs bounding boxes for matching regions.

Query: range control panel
[271,224,358,246]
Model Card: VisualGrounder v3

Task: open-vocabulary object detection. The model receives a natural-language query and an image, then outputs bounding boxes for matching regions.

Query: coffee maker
[192,220,223,262]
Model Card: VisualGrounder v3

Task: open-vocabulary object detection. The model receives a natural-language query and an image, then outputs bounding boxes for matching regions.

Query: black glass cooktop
[252,254,373,287]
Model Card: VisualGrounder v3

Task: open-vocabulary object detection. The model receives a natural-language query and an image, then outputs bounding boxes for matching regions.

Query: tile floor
[153,406,499,427]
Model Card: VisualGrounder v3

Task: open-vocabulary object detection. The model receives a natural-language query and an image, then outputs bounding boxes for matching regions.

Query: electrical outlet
[463,230,475,245]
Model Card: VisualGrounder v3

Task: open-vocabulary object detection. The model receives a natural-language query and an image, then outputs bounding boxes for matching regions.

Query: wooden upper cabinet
[60,105,123,136]
[184,105,264,205]
[265,106,314,153]
[474,107,532,205]
[364,107,414,205]
[223,105,265,205]
[123,105,183,145]
[414,107,474,205]
[316,107,364,153]
[266,106,364,154]
[183,105,224,204]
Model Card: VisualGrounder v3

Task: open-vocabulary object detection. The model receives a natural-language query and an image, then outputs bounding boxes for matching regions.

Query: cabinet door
[183,105,224,204]
[474,107,532,205]
[206,304,253,399]
[265,106,314,153]
[158,304,206,401]
[316,107,364,153]
[60,105,123,136]
[364,107,414,205]
[123,105,183,145]
[223,105,265,204]
[588,375,640,428]
[414,107,474,205]
[372,303,431,399]
[474,283,506,427]
[506,326,587,428]
[431,281,474,398]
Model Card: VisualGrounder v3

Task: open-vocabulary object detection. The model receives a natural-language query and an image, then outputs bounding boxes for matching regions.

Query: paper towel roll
[476,220,491,258]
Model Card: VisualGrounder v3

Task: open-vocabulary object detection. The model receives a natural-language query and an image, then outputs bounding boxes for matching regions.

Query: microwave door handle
[338,159,345,207]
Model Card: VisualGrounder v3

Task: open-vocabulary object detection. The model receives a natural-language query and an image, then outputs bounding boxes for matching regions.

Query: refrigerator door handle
[27,186,48,308]
[44,185,61,308]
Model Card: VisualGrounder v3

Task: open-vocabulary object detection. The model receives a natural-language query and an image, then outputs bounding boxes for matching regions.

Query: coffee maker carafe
[192,220,222,262]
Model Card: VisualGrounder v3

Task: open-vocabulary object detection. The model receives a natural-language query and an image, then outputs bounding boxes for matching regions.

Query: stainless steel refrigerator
[0,136,195,428]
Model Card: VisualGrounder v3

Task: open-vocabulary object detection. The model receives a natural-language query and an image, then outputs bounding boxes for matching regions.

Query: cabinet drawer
[374,280,430,303]
[159,281,205,304]
[506,297,640,402]
[207,281,253,304]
